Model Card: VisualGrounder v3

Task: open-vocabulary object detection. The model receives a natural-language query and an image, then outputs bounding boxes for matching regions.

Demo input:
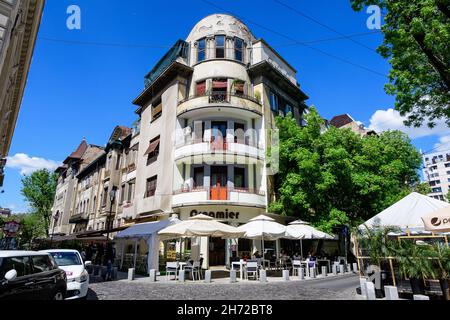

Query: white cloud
[6,153,60,175]
[433,135,450,152]
[368,108,449,139]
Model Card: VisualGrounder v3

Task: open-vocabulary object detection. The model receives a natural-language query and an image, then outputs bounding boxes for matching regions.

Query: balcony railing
[179,92,261,106]
[173,186,265,197]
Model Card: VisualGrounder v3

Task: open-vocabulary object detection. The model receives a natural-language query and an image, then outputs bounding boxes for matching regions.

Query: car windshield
[49,252,82,266]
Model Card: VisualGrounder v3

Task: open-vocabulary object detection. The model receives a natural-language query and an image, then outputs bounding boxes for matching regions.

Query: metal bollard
[149,269,156,282]
[260,269,267,282]
[282,270,290,281]
[178,270,185,282]
[299,268,304,280]
[127,268,135,281]
[230,270,237,283]
[384,286,399,300]
[321,266,328,277]
[352,263,358,273]
[365,282,376,300]
[332,265,338,275]
[204,270,212,283]
[339,265,345,275]
[360,278,368,296]
[309,267,316,278]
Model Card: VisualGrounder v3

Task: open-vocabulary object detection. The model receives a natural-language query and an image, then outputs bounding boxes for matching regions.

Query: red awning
[213,80,228,89]
[144,138,160,155]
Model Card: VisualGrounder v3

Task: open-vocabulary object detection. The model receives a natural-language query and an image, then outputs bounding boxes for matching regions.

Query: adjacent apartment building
[422,149,450,202]
[0,0,44,186]
[329,114,376,137]
[51,14,309,267]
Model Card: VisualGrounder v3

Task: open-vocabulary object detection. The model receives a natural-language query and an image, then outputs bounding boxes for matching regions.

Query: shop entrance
[209,237,226,266]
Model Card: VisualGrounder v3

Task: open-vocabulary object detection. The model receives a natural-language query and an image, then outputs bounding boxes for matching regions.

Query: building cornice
[248,60,309,101]
[132,61,193,112]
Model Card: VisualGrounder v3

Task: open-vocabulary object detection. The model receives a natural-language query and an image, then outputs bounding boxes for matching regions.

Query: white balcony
[174,141,264,164]
[177,94,262,118]
[172,187,266,208]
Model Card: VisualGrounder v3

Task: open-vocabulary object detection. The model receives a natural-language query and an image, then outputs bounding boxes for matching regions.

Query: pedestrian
[105,259,113,281]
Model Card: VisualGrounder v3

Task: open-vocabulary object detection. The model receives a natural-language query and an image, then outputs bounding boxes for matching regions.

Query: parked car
[41,249,90,300]
[0,251,67,300]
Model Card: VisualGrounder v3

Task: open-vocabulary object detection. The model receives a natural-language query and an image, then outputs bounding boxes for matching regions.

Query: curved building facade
[131,14,309,268]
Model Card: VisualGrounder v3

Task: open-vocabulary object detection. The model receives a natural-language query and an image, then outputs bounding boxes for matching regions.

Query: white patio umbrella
[237,215,286,267]
[158,214,245,239]
[285,220,333,259]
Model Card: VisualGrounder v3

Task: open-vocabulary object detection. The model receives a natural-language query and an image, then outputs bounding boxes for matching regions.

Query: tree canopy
[269,108,423,233]
[21,169,57,237]
[351,0,450,127]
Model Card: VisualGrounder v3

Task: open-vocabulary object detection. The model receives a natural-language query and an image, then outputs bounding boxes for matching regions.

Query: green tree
[447,192,450,203]
[270,107,422,233]
[414,182,432,195]
[21,169,57,237]
[351,0,450,127]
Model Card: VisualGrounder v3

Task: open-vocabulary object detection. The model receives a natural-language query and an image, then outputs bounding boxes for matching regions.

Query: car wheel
[53,290,65,300]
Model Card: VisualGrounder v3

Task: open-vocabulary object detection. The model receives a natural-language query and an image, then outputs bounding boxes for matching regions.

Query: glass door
[210,166,228,200]
[211,121,227,150]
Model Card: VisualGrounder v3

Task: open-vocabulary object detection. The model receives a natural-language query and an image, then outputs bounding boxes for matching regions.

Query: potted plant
[254,91,261,103]
[391,240,435,295]
[426,243,450,300]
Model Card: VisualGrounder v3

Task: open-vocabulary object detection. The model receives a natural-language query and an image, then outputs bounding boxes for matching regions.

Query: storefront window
[234,167,245,188]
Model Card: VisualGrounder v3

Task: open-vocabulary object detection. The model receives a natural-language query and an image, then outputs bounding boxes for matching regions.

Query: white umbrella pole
[300,239,303,260]
[262,236,265,270]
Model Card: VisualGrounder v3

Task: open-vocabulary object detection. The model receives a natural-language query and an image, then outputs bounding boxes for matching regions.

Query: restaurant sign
[190,209,240,220]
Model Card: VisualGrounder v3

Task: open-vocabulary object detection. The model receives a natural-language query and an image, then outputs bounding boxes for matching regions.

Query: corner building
[131,14,309,268]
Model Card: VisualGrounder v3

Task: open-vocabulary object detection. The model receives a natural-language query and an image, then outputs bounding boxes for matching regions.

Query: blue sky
[2,0,449,213]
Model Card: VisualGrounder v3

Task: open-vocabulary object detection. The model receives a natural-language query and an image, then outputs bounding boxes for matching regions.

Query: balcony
[177,93,262,118]
[172,187,266,208]
[174,140,264,164]
[69,213,89,224]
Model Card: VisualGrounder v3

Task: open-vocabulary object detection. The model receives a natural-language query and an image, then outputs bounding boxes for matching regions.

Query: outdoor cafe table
[232,260,246,280]
[177,262,187,280]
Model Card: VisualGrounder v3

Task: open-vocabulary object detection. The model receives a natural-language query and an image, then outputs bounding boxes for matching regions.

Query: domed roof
[186,14,256,43]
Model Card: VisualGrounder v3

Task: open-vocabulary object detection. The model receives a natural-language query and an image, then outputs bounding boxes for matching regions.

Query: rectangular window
[196,80,206,96]
[120,184,126,203]
[197,38,206,62]
[145,176,157,198]
[127,181,135,202]
[285,104,292,115]
[211,79,228,103]
[234,123,245,144]
[234,38,243,62]
[115,154,121,170]
[446,163,450,168]
[215,35,225,58]
[151,99,162,122]
[432,187,442,193]
[193,167,204,188]
[145,136,160,165]
[269,92,278,112]
[234,167,246,188]
[233,80,245,96]
[102,188,108,207]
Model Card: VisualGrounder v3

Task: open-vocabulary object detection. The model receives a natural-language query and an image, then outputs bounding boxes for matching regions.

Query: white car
[40,249,90,300]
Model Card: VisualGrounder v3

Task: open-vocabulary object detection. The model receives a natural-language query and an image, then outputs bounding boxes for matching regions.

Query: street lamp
[50,211,60,248]
[106,186,117,242]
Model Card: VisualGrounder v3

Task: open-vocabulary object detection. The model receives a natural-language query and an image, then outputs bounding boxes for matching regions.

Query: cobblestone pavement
[87,274,360,300]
